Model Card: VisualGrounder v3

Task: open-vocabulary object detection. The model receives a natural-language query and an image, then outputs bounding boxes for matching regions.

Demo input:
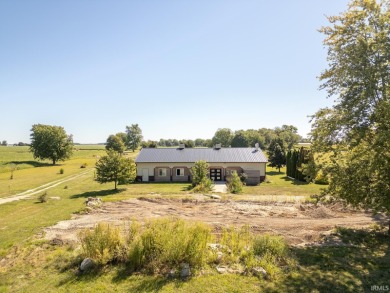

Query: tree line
[141,125,304,151]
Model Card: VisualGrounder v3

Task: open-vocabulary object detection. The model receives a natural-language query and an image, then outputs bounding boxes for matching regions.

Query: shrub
[239,172,248,184]
[191,178,213,193]
[226,171,243,194]
[78,223,125,265]
[219,225,252,264]
[190,160,209,187]
[59,168,64,174]
[38,192,47,203]
[314,170,329,185]
[127,218,212,273]
[253,234,288,259]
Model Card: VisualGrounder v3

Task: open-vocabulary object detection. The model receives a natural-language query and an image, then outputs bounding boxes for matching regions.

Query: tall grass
[78,218,293,279]
[79,218,212,273]
[78,223,125,265]
[129,218,212,273]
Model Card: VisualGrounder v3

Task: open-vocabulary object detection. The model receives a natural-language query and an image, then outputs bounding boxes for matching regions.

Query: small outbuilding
[135,144,267,185]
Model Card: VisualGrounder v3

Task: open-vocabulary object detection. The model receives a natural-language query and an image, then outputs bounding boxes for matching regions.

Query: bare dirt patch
[44,196,382,245]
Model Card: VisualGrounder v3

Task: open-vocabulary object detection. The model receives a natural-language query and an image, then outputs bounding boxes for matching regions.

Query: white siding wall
[136,162,266,177]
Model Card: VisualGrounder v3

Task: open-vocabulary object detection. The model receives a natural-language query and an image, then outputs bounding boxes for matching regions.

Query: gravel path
[0,169,93,205]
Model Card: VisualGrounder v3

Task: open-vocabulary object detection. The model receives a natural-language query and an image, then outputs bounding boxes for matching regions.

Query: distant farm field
[0,145,108,197]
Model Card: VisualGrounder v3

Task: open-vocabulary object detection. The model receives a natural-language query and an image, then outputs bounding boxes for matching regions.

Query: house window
[176,168,185,176]
[158,168,167,177]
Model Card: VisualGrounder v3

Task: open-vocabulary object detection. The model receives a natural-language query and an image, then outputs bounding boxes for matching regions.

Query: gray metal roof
[135,147,268,163]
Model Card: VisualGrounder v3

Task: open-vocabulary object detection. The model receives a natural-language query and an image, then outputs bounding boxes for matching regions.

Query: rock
[299,204,305,211]
[180,263,191,278]
[217,251,223,261]
[208,243,223,250]
[167,269,177,278]
[79,258,94,272]
[208,194,221,199]
[216,266,228,274]
[51,238,64,246]
[228,267,245,275]
[50,196,61,200]
[251,267,267,278]
[85,197,102,207]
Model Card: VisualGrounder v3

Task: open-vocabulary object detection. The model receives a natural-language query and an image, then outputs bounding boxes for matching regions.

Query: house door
[142,169,149,182]
[210,168,222,181]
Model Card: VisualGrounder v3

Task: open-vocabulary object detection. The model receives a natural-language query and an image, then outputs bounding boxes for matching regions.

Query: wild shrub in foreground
[77,219,292,280]
[78,223,124,265]
[128,218,212,273]
[219,225,252,264]
[253,234,288,259]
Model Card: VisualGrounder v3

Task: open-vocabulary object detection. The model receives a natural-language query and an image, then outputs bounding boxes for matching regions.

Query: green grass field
[0,146,388,292]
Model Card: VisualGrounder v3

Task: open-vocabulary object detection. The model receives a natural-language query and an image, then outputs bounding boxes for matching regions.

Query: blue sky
[0,0,349,144]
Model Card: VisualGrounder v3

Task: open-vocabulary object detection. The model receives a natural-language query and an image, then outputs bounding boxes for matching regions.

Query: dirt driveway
[44,196,383,246]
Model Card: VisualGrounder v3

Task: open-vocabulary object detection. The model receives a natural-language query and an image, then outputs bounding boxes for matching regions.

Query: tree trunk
[388,219,390,236]
[52,159,56,165]
[114,180,117,190]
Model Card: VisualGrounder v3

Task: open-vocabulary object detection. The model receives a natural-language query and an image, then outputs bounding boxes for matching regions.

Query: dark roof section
[135,147,268,163]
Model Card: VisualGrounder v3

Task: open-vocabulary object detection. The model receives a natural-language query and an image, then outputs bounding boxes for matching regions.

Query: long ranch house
[135,144,267,185]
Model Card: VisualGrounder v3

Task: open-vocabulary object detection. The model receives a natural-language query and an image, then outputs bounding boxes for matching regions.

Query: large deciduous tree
[211,128,233,147]
[95,150,136,190]
[30,124,73,165]
[126,124,143,152]
[106,134,126,154]
[311,0,390,232]
[268,138,287,173]
[275,125,301,150]
[231,131,249,147]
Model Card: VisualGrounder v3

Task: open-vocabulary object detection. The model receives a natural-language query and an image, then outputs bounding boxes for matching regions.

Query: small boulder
[50,196,61,200]
[79,258,94,272]
[180,263,191,278]
[216,266,228,274]
[299,204,305,211]
[51,238,64,246]
[251,267,267,278]
[208,243,223,250]
[167,269,177,278]
[217,251,223,262]
[85,197,102,207]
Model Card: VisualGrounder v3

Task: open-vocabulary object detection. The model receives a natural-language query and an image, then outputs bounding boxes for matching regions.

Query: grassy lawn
[243,166,325,197]
[0,145,107,197]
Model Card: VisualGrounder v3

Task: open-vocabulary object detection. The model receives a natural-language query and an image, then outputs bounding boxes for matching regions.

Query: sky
[0,0,350,144]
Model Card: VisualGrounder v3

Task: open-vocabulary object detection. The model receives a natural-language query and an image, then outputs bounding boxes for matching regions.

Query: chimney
[255,143,259,151]
[179,143,185,149]
[215,143,221,150]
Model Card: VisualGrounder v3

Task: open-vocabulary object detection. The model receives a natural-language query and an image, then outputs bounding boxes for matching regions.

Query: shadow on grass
[280,176,310,186]
[276,227,390,293]
[70,189,126,199]
[56,266,106,288]
[266,171,284,176]
[8,160,53,168]
[131,182,192,192]
[112,265,186,293]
